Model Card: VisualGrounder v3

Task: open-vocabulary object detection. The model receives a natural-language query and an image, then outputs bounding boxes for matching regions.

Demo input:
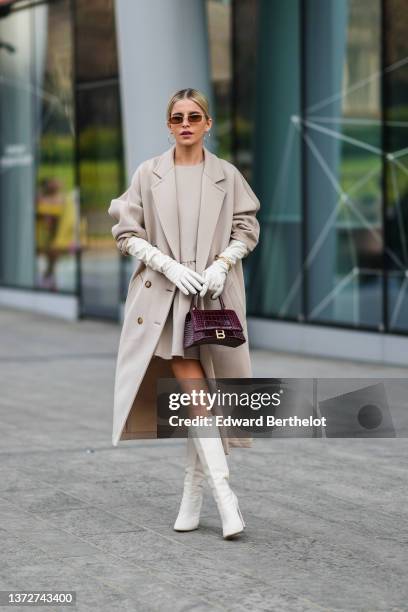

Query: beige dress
[153,161,204,360]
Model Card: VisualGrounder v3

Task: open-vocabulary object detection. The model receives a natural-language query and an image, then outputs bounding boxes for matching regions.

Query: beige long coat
[108,144,260,454]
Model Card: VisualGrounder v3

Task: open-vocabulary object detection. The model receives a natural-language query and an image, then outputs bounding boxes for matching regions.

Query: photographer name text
[168,415,326,427]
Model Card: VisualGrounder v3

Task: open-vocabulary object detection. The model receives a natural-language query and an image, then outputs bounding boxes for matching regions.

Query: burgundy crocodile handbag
[184,293,246,349]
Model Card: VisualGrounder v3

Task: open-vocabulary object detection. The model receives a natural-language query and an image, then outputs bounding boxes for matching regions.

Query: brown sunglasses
[169,112,205,125]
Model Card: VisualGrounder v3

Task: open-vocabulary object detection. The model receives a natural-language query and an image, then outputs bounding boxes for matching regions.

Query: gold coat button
[137,316,143,324]
[145,280,151,288]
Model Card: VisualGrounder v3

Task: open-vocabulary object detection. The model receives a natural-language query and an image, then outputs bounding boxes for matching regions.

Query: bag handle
[190,292,225,311]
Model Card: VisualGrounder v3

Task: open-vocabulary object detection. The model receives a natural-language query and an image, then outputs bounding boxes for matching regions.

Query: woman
[108,88,260,539]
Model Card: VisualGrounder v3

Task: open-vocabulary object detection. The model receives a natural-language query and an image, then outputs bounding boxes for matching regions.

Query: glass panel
[236,0,302,319]
[304,0,382,328]
[74,0,123,318]
[34,0,77,292]
[384,0,408,333]
[232,0,258,180]
[75,0,118,82]
[76,82,123,318]
[206,0,232,160]
[0,6,36,287]
[0,1,77,292]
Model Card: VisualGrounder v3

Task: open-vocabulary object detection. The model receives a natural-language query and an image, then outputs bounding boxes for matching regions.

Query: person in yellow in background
[36,177,88,289]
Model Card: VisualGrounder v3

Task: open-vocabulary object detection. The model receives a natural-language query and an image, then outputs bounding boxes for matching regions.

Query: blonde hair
[166,88,210,121]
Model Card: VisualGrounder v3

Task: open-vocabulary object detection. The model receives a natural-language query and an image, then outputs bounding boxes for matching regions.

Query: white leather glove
[127,236,205,296]
[199,239,249,299]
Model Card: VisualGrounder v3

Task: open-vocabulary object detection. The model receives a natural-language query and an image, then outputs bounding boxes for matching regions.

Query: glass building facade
[0,0,124,318]
[243,0,408,337]
[1,0,408,353]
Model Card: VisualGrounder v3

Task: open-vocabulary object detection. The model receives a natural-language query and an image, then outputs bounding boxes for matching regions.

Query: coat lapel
[151,144,226,272]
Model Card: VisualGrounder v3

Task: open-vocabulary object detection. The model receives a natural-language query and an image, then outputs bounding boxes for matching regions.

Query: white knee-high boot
[189,417,245,539]
[173,435,206,531]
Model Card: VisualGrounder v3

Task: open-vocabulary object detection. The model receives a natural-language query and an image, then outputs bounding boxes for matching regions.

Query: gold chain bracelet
[215,254,233,271]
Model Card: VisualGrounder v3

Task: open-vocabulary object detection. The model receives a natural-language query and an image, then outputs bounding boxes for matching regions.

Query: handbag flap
[189,308,243,332]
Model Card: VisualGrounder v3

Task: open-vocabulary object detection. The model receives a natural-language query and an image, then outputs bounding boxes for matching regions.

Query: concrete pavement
[0,306,407,611]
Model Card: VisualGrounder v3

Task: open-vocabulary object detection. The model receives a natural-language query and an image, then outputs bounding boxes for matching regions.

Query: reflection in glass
[232,0,258,181]
[0,7,37,287]
[33,0,78,292]
[0,1,90,294]
[75,0,118,82]
[76,83,123,317]
[0,1,78,292]
[74,0,123,318]
[238,0,302,319]
[305,0,382,328]
[385,0,408,332]
[206,0,232,160]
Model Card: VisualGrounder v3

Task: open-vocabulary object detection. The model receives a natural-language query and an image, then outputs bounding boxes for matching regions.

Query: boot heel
[236,503,246,529]
[233,492,246,529]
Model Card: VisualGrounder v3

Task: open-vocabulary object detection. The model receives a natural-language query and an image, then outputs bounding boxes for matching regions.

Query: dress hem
[154,352,201,361]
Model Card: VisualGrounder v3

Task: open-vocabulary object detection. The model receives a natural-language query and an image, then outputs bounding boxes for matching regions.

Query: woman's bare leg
[169,356,211,418]
[170,356,204,378]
